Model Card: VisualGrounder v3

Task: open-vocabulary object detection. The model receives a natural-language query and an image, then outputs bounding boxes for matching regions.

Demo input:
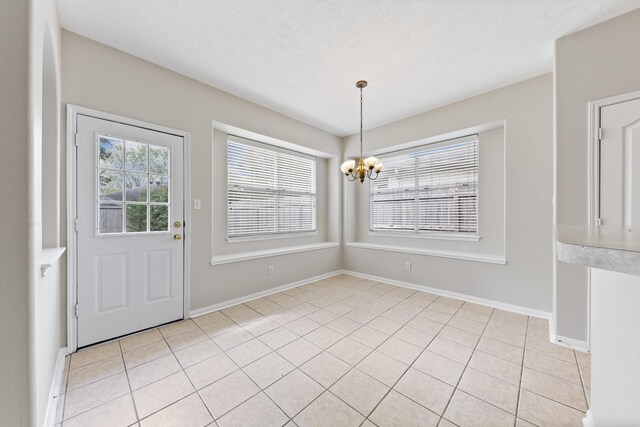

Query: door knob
[173,234,182,240]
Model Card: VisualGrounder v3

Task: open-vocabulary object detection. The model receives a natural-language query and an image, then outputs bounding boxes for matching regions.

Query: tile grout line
[506,351,583,385]
[241,276,391,425]
[575,351,590,410]
[358,299,452,425]
[62,342,138,424]
[282,285,429,425]
[227,280,428,424]
[513,315,530,426]
[518,325,590,416]
[58,359,70,426]
[355,294,484,425]
[262,279,408,424]
[186,288,349,425]
[199,281,489,426]
[117,340,142,424]
[184,290,322,424]
[183,313,268,425]
[61,346,129,423]
[433,304,494,427]
[90,321,227,424]
[159,321,219,425]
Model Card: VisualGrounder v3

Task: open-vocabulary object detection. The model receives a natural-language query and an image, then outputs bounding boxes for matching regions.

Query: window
[97,135,170,234]
[227,136,316,239]
[370,137,478,235]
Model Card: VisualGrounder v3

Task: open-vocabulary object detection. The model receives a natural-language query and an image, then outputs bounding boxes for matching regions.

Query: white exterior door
[600,98,640,226]
[76,114,184,347]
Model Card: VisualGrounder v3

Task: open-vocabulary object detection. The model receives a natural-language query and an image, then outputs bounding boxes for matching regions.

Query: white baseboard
[190,268,553,326]
[189,270,342,318]
[551,334,590,352]
[582,410,594,427]
[44,347,68,427]
[341,269,551,320]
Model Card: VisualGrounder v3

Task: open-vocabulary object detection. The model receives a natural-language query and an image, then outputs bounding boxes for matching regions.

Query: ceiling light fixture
[340,80,383,183]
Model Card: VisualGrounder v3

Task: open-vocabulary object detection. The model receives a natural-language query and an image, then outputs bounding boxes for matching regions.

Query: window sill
[345,242,506,264]
[40,247,66,277]
[368,231,480,242]
[226,231,318,243]
[211,242,339,266]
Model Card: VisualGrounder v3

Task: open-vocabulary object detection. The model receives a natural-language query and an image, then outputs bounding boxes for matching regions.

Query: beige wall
[30,0,65,425]
[343,74,554,313]
[1,0,64,425]
[61,31,343,313]
[554,8,640,342]
[0,0,31,424]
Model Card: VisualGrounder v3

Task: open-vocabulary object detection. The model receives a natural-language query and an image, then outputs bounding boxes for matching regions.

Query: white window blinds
[227,136,316,238]
[370,137,478,235]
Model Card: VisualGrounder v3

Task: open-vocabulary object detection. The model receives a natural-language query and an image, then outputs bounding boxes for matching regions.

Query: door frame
[583,89,640,351]
[588,89,640,226]
[66,104,192,353]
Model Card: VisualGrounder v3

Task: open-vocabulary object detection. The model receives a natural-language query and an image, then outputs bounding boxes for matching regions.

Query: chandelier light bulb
[340,160,356,174]
[364,156,379,169]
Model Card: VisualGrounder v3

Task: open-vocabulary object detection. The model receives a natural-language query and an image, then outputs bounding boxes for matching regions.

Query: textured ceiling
[57,0,640,136]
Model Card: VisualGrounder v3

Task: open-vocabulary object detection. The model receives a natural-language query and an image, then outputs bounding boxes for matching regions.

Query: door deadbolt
[174,221,182,228]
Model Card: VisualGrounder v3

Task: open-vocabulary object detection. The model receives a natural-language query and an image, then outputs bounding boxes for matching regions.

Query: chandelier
[340,80,384,183]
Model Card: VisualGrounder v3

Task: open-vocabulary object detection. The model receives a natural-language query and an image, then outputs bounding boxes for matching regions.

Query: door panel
[600,98,640,227]
[76,114,184,347]
[145,249,172,302]
[95,253,129,313]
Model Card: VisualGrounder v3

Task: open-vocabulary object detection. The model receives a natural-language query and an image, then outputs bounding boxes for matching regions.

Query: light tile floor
[55,274,590,427]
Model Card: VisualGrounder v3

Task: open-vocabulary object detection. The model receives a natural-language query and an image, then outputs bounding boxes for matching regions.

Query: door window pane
[99,136,123,169]
[125,140,148,173]
[149,175,169,202]
[125,173,148,202]
[99,204,123,234]
[150,205,169,232]
[150,145,169,175]
[126,204,147,232]
[99,170,124,201]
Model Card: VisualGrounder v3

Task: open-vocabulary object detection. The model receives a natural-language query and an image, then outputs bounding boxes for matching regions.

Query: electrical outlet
[193,199,201,210]
[405,262,411,271]
[268,266,274,275]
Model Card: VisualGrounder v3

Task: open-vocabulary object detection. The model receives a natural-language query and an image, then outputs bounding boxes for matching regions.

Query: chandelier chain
[360,86,363,158]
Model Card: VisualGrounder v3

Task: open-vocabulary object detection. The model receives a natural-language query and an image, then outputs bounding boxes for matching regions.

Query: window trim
[369,134,480,239]
[226,231,318,243]
[367,230,480,242]
[226,135,318,241]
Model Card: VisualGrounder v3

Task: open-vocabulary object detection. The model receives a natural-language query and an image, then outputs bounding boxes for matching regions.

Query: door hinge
[598,127,603,141]
[74,304,79,318]
[74,132,79,146]
[74,218,79,232]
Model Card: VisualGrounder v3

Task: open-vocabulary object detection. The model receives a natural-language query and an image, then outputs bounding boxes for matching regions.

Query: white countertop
[555,225,640,276]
